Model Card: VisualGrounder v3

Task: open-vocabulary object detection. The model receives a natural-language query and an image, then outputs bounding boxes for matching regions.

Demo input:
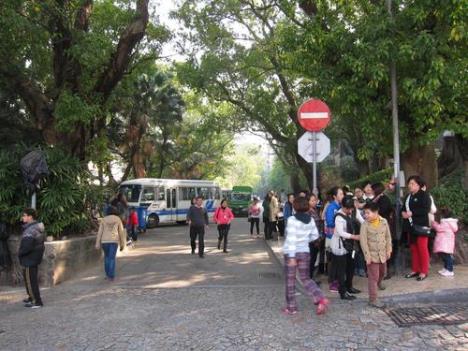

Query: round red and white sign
[297,99,331,132]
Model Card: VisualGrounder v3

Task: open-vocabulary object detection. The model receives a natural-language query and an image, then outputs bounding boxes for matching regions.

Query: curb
[382,288,468,305]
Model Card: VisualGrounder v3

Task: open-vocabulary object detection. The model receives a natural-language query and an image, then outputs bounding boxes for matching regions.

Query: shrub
[0,146,103,237]
[347,168,393,189]
[431,171,468,224]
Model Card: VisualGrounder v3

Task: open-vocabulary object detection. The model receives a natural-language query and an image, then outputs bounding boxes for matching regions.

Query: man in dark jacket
[19,208,45,308]
[187,196,209,258]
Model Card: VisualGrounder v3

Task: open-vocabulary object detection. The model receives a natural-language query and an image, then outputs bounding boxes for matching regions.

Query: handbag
[411,224,435,238]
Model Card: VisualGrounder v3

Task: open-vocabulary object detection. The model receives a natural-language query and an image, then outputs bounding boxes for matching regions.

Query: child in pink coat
[431,207,458,277]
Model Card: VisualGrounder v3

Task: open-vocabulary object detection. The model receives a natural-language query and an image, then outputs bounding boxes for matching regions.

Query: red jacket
[127,211,138,226]
[214,207,234,225]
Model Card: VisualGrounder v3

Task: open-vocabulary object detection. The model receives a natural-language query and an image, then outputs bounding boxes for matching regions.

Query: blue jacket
[283,202,294,223]
[325,201,341,238]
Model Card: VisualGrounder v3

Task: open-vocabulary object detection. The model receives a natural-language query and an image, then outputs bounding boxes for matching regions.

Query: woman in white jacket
[330,195,363,300]
[282,197,329,316]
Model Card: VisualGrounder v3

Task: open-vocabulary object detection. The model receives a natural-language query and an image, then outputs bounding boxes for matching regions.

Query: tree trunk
[402,143,438,188]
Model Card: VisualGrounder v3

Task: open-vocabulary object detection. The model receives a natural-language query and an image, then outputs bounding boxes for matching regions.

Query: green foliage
[347,168,393,190]
[0,146,103,237]
[431,171,468,224]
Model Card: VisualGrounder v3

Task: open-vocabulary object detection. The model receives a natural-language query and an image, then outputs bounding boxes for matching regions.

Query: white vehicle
[118,178,221,228]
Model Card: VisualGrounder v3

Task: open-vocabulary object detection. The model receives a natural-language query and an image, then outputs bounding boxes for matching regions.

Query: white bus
[118,178,221,228]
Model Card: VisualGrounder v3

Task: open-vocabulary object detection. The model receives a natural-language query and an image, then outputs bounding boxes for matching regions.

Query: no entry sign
[297,99,331,132]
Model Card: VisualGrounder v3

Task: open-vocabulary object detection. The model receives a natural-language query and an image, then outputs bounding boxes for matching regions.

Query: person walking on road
[248,197,262,237]
[431,207,458,277]
[283,193,295,225]
[268,192,280,240]
[95,206,126,281]
[187,196,209,258]
[19,208,45,308]
[282,197,330,316]
[359,202,392,308]
[308,194,324,282]
[214,199,235,253]
[262,193,271,239]
[402,175,432,281]
[127,207,139,245]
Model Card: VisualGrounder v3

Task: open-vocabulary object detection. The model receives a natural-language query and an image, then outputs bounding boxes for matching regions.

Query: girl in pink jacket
[214,199,235,253]
[431,207,458,277]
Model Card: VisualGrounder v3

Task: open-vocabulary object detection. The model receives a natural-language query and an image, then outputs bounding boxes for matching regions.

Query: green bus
[230,185,253,216]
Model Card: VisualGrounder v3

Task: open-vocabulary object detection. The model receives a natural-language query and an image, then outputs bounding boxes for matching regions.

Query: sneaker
[340,293,356,301]
[24,302,43,308]
[378,283,386,291]
[438,269,447,275]
[281,307,297,316]
[316,298,330,315]
[440,270,454,277]
[23,297,32,303]
[347,287,361,294]
[329,282,338,293]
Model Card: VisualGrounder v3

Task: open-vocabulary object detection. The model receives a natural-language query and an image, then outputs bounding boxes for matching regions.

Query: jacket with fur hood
[96,214,126,249]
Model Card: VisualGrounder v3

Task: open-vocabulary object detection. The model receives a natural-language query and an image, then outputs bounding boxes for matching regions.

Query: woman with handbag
[402,175,432,281]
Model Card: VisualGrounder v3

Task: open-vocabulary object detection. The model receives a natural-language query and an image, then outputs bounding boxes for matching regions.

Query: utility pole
[387,0,402,270]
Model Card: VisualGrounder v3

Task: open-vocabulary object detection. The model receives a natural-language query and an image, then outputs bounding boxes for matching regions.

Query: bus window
[119,184,141,203]
[180,187,196,201]
[197,187,210,199]
[142,187,156,202]
[157,187,165,201]
[215,187,221,200]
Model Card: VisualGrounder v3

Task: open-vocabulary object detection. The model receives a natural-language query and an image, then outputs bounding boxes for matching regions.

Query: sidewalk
[265,236,468,302]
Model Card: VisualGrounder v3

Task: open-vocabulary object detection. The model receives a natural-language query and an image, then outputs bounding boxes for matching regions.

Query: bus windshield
[231,193,251,202]
[119,184,142,203]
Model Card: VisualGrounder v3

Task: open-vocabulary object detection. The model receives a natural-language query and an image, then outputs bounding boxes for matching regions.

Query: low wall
[2,234,101,287]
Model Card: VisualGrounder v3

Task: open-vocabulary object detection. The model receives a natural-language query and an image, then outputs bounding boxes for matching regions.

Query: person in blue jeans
[95,206,126,281]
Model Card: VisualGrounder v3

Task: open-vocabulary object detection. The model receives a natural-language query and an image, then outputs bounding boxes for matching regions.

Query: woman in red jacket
[214,199,235,253]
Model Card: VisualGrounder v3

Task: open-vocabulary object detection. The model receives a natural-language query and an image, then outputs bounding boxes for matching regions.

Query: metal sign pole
[31,192,37,209]
[311,132,318,195]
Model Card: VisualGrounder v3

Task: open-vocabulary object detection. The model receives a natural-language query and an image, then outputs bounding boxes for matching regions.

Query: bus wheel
[147,214,160,229]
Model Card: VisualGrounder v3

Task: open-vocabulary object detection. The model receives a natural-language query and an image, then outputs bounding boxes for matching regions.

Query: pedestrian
[19,208,45,308]
[95,206,126,281]
[248,197,262,237]
[282,197,330,316]
[324,186,344,292]
[330,195,362,300]
[431,207,458,277]
[360,202,392,308]
[262,193,271,239]
[363,182,375,202]
[268,192,280,240]
[283,193,295,225]
[308,194,324,282]
[402,175,432,281]
[110,192,129,224]
[187,196,209,258]
[127,207,139,244]
[214,199,235,253]
[372,182,395,279]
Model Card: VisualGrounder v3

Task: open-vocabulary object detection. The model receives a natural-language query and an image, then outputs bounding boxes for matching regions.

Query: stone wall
[1,234,101,287]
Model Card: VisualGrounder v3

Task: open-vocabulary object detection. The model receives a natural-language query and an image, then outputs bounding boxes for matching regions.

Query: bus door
[166,188,177,221]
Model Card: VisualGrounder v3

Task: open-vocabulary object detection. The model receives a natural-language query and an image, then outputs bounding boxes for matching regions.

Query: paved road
[0,219,467,350]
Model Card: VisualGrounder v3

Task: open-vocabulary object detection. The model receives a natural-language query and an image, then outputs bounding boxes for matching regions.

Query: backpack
[335,213,355,252]
[20,150,49,191]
